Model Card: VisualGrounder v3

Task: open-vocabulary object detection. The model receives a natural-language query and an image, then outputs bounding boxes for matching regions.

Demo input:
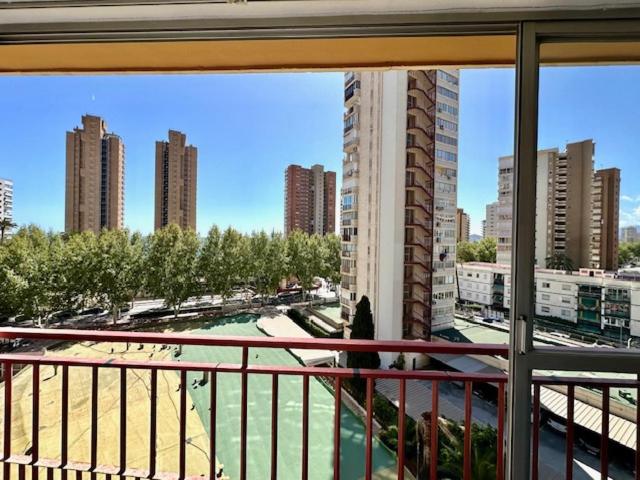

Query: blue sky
[0,67,638,235]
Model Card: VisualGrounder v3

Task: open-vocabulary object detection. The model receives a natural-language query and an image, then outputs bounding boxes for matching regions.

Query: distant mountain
[469,234,483,243]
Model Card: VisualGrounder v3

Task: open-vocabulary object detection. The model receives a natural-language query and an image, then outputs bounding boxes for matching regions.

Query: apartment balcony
[0,328,636,480]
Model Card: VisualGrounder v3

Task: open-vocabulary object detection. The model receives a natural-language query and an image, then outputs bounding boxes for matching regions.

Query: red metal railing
[0,328,636,480]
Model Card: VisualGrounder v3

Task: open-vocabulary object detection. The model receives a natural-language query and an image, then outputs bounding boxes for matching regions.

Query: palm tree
[545,253,574,272]
[437,420,497,480]
[0,218,16,244]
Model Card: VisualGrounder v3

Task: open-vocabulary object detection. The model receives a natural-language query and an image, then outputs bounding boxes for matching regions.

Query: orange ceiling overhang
[0,35,517,73]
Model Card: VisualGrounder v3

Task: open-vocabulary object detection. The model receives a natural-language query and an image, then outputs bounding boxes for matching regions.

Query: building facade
[0,178,14,237]
[494,140,618,270]
[65,115,124,234]
[483,201,498,239]
[621,226,639,244]
[456,208,470,243]
[458,261,640,338]
[591,168,620,270]
[154,130,198,231]
[284,164,336,236]
[340,69,459,343]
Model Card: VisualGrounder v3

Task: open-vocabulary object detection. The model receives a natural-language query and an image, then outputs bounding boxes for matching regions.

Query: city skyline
[1,67,640,235]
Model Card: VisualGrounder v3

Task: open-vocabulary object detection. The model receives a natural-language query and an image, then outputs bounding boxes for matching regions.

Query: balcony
[0,328,636,480]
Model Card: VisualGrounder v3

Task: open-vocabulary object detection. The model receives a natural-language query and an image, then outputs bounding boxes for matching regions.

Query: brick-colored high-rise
[284,164,336,236]
[154,130,197,231]
[456,208,470,243]
[65,115,124,234]
[591,168,620,270]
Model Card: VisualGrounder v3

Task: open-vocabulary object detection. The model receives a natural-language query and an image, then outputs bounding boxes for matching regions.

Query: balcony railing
[0,328,636,480]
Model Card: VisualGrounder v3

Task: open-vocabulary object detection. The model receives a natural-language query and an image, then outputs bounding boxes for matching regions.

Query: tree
[145,225,200,318]
[457,237,496,264]
[287,230,315,300]
[437,420,497,480]
[3,226,58,325]
[236,232,254,304]
[53,231,99,315]
[346,296,380,399]
[322,233,341,286]
[619,241,640,267]
[456,241,477,263]
[250,231,271,304]
[199,225,224,301]
[218,227,244,304]
[475,237,497,263]
[95,229,143,324]
[545,252,574,272]
[0,218,16,244]
[265,231,288,298]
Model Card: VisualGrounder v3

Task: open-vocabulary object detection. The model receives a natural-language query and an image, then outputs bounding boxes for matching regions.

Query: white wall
[376,71,408,360]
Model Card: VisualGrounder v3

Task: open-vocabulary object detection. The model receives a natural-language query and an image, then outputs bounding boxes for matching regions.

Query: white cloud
[621,194,635,202]
[620,205,640,227]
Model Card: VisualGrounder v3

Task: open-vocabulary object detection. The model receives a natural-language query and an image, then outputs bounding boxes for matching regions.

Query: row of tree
[0,224,340,324]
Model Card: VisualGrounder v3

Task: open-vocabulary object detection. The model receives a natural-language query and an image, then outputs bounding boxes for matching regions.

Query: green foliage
[438,420,498,480]
[95,229,145,324]
[545,252,574,271]
[322,233,342,285]
[346,296,380,399]
[145,225,201,318]
[619,241,640,266]
[0,224,337,324]
[457,237,497,263]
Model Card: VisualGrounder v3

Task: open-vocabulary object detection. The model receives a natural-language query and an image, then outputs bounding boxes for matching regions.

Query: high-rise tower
[65,115,124,233]
[339,69,459,342]
[154,130,198,231]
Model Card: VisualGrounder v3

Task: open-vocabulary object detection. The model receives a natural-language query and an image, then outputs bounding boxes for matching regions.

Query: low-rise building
[457,262,640,338]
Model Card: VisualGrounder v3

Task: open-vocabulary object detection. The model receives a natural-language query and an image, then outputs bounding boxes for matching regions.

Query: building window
[435,133,458,146]
[437,85,458,100]
[436,149,458,162]
[542,282,550,288]
[436,102,459,116]
[561,284,571,291]
[437,70,459,85]
[541,306,550,313]
[541,294,550,301]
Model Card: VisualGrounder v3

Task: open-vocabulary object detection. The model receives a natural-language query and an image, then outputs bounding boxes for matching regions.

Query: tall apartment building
[154,130,198,231]
[591,168,620,270]
[456,208,470,243]
[340,69,459,344]
[284,164,336,236]
[495,140,618,270]
[0,178,14,236]
[483,201,498,239]
[65,115,124,234]
[622,226,639,243]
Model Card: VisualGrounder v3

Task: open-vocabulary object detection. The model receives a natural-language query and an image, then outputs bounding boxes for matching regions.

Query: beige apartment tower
[591,168,620,270]
[65,115,124,234]
[456,208,470,243]
[155,130,198,231]
[495,139,619,270]
[340,69,459,345]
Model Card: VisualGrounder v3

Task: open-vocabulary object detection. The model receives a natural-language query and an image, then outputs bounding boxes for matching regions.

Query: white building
[457,262,640,338]
[621,226,639,244]
[483,201,499,239]
[0,178,14,236]
[340,69,459,345]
